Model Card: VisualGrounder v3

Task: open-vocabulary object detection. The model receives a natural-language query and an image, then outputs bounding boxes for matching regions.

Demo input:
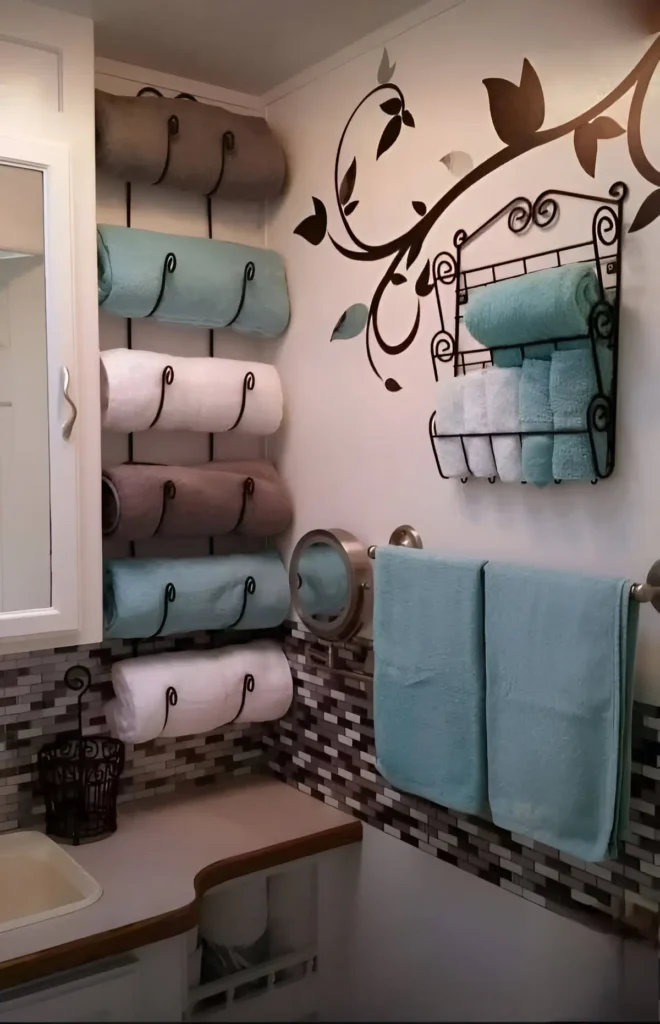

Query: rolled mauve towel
[102,461,293,541]
[95,89,286,200]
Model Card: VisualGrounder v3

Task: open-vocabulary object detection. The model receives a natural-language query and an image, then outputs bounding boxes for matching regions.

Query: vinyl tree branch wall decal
[293,34,660,390]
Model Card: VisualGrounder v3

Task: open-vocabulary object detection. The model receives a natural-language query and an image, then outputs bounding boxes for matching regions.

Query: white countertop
[0,776,361,987]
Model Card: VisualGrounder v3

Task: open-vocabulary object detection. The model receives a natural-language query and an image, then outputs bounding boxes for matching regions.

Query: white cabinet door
[0,135,78,638]
[0,958,139,1023]
[0,0,102,648]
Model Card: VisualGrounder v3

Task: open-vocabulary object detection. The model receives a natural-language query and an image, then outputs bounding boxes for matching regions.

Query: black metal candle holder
[38,666,125,845]
[428,181,627,484]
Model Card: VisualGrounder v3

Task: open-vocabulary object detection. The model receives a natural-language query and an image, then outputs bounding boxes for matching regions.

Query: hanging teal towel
[104,552,290,639]
[373,547,488,816]
[550,347,613,481]
[464,264,599,364]
[520,358,553,487]
[97,224,290,337]
[297,545,350,617]
[485,563,638,862]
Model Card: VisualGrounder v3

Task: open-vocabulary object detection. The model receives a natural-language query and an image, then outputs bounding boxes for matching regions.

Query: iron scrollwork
[148,365,175,429]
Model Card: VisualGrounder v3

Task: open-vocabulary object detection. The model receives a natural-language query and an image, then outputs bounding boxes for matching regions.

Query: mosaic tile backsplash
[0,631,269,831]
[267,625,660,942]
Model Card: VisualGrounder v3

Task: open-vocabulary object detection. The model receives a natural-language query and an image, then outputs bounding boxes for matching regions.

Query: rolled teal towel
[97,224,290,337]
[373,547,488,816]
[485,563,638,861]
[297,545,350,617]
[104,552,290,639]
[464,264,599,362]
[550,348,613,480]
[519,358,553,487]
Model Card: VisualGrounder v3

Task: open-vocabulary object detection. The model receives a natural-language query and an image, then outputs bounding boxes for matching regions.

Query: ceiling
[37,0,429,95]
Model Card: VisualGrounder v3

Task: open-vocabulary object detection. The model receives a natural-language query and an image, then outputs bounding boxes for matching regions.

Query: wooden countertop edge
[0,819,362,991]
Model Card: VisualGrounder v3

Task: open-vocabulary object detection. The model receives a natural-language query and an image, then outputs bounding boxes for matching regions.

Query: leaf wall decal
[483,58,545,145]
[385,378,402,392]
[344,200,359,216]
[440,151,474,177]
[629,188,660,232]
[590,115,626,139]
[339,157,357,205]
[412,200,427,215]
[574,116,625,177]
[377,47,396,84]
[573,124,598,177]
[633,0,660,33]
[402,109,415,128]
[330,303,369,340]
[380,98,402,115]
[415,259,434,297]
[377,115,402,159]
[391,274,407,285]
[293,196,327,245]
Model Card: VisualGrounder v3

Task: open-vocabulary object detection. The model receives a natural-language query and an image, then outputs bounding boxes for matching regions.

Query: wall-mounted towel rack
[429,182,626,485]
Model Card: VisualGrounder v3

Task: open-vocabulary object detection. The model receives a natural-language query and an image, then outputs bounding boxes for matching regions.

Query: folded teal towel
[97,224,290,337]
[485,563,638,862]
[465,263,599,354]
[373,547,487,816]
[550,347,613,480]
[297,545,350,617]
[520,358,553,487]
[104,552,290,638]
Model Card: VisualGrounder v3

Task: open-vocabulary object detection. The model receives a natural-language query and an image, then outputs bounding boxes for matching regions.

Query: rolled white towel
[100,349,283,435]
[463,369,497,478]
[434,375,468,479]
[484,366,522,483]
[104,640,292,744]
[200,876,268,951]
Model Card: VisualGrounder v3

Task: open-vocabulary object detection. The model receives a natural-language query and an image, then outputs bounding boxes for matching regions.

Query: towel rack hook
[145,253,177,318]
[227,371,255,431]
[146,582,177,640]
[160,685,178,735]
[230,477,255,533]
[224,262,256,329]
[148,366,175,429]
[152,480,176,537]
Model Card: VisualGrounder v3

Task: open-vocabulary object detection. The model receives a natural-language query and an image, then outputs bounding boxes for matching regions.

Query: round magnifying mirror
[289,529,372,641]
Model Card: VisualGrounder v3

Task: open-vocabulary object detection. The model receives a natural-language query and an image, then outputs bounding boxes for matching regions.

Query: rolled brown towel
[102,461,292,541]
[95,90,286,200]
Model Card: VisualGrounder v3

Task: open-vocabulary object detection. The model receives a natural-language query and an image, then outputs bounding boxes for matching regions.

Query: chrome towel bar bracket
[631,561,660,610]
[367,525,423,560]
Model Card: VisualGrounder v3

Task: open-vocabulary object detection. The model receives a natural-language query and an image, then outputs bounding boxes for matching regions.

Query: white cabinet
[0,957,139,1023]
[0,1,102,649]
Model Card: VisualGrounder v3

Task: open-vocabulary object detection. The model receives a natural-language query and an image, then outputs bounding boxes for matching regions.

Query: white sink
[0,831,102,933]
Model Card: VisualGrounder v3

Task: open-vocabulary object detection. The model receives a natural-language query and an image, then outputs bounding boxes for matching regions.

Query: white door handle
[62,365,77,440]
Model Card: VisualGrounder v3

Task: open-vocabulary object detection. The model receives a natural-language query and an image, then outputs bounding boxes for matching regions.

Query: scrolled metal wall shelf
[428,181,626,485]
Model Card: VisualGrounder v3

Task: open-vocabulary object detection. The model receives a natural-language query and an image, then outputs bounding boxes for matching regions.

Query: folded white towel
[434,375,468,478]
[463,369,497,478]
[200,876,268,950]
[484,366,522,483]
[100,349,283,435]
[104,640,292,744]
